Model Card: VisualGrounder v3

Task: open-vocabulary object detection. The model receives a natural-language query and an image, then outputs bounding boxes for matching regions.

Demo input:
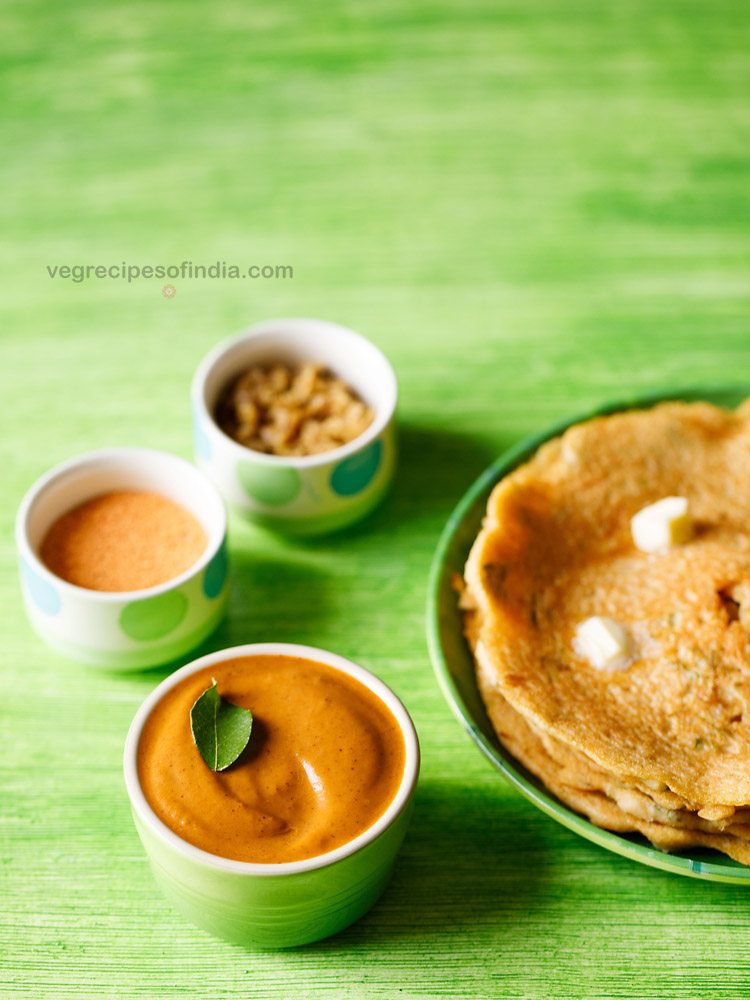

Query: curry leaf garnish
[190,679,252,772]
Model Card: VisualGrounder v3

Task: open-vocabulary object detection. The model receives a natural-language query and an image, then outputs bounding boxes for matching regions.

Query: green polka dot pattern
[119,590,188,642]
[238,462,301,506]
[330,440,382,497]
[203,541,228,599]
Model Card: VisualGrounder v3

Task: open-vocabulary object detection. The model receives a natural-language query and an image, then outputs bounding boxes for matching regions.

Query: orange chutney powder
[40,490,207,592]
[137,655,407,863]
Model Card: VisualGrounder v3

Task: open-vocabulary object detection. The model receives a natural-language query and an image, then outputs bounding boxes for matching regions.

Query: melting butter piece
[574,616,633,671]
[630,496,693,553]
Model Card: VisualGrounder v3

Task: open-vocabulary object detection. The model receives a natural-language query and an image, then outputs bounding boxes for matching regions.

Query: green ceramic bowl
[124,643,420,948]
[428,385,750,885]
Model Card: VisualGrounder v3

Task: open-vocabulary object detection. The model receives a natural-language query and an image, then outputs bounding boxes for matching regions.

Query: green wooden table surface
[3,1,750,997]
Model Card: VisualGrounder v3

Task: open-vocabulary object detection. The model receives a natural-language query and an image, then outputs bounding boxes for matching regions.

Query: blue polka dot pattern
[203,540,228,599]
[330,440,382,497]
[193,410,213,461]
[21,560,61,615]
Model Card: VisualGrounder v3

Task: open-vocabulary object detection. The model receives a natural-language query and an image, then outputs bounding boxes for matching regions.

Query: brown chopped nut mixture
[215,363,375,456]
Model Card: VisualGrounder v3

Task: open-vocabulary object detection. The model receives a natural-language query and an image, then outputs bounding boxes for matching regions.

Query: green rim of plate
[427,384,750,885]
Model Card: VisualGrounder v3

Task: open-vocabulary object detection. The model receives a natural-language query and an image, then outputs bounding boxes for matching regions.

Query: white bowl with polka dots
[16,448,229,670]
[191,318,398,535]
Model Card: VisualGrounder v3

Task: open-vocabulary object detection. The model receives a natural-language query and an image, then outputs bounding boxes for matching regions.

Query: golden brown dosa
[463,399,750,862]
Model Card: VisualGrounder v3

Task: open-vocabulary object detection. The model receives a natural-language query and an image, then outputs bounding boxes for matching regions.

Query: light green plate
[428,385,750,884]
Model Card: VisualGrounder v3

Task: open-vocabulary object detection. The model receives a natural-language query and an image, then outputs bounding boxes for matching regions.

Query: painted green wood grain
[2,0,750,997]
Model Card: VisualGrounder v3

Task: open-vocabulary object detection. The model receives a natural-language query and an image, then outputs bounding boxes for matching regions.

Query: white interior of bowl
[17,447,226,600]
[192,318,397,466]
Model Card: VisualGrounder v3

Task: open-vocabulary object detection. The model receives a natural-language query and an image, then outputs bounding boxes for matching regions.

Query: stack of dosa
[461,400,750,864]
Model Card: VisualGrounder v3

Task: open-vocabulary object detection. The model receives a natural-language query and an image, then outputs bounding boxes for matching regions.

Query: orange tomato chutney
[137,654,406,863]
[40,490,206,592]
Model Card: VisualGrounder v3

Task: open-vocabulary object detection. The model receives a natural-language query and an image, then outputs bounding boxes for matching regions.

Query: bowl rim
[427,383,750,883]
[190,317,398,469]
[123,642,420,876]
[16,446,227,603]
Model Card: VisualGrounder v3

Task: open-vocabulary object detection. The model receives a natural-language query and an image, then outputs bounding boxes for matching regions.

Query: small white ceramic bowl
[191,318,398,534]
[123,642,420,948]
[16,448,229,670]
